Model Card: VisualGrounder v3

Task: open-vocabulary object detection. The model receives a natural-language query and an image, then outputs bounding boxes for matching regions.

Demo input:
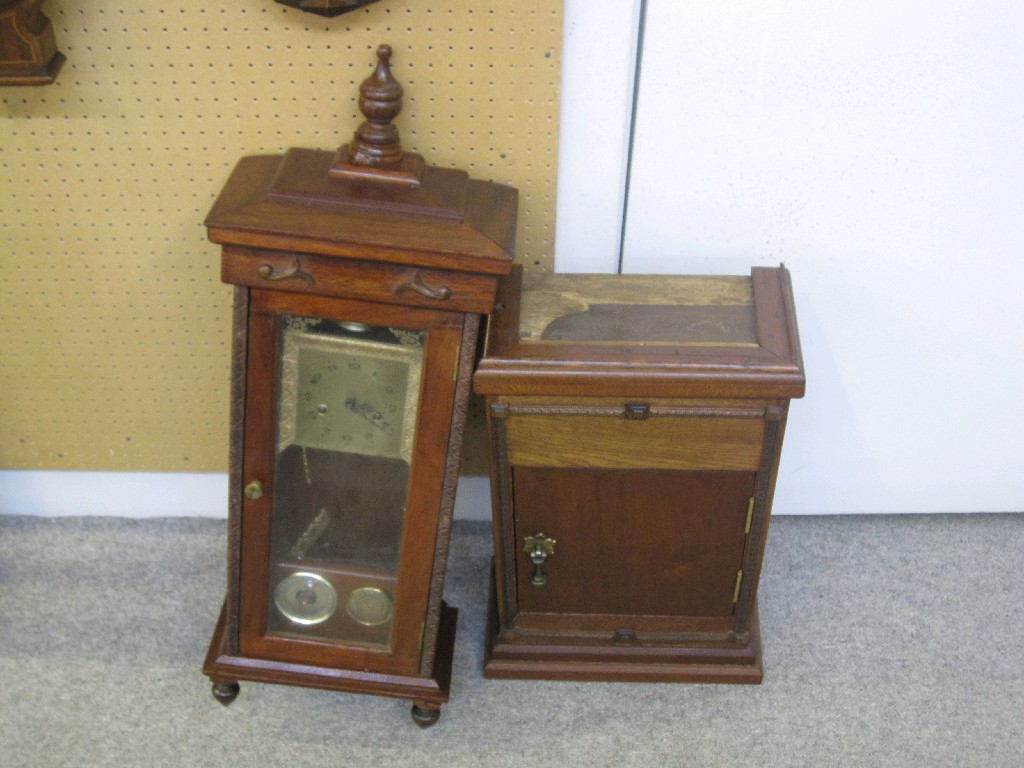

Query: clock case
[201,47,516,725]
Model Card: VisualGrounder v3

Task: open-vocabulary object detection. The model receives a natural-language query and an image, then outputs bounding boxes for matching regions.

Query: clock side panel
[417,312,480,677]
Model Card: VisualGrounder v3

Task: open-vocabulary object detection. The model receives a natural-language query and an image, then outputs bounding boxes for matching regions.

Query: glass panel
[266,315,424,648]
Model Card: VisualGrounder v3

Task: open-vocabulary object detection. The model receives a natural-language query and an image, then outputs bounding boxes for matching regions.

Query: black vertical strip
[617,0,650,274]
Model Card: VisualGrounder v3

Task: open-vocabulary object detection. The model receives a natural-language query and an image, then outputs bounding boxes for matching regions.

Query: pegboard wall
[0,0,562,473]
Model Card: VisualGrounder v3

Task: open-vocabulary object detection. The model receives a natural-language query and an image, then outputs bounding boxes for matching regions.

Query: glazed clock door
[238,289,463,676]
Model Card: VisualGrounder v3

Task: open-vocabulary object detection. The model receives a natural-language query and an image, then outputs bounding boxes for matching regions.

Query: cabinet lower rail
[483,576,762,684]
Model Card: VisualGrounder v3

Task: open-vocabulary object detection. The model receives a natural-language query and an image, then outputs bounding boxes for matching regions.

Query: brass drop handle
[244,480,264,500]
[257,257,314,284]
[523,533,556,587]
[395,270,452,301]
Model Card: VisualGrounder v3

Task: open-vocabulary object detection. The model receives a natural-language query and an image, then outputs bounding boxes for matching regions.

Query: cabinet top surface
[474,266,805,398]
[204,152,517,276]
[517,273,758,346]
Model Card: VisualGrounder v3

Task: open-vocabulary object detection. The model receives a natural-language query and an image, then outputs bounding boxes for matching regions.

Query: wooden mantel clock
[202,45,517,727]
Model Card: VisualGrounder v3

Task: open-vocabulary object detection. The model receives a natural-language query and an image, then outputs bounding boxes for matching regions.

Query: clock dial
[277,318,423,461]
[274,571,338,626]
[346,586,395,627]
[269,564,397,646]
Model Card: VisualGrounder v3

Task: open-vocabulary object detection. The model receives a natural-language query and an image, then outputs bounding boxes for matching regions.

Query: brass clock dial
[277,318,423,461]
[346,586,395,627]
[274,571,338,626]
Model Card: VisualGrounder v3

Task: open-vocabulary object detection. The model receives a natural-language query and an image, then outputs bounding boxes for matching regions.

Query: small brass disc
[274,571,338,626]
[346,586,394,627]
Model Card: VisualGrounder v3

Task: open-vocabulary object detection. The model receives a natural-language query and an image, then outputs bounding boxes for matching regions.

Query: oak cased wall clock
[0,0,64,85]
[202,45,517,726]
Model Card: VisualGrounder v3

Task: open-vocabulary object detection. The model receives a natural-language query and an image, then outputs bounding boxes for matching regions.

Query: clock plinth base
[482,569,763,684]
[203,600,457,724]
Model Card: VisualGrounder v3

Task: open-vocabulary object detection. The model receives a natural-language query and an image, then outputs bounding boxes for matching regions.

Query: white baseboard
[0,471,493,521]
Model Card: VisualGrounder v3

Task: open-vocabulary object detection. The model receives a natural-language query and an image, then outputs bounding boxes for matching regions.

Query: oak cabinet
[474,266,804,682]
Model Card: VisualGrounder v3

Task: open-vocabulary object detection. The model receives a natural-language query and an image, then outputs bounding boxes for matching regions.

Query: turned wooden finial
[329,44,424,186]
[349,44,403,167]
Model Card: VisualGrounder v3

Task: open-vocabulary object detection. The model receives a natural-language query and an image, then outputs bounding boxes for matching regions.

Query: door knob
[523,533,556,587]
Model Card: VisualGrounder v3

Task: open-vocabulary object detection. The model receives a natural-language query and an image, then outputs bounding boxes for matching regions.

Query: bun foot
[211,681,240,705]
[410,702,440,728]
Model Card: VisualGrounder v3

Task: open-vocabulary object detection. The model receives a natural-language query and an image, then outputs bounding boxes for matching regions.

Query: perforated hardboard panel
[1,1,561,472]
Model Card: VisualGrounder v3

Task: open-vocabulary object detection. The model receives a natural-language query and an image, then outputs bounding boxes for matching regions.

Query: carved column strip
[418,313,479,677]
[224,287,250,653]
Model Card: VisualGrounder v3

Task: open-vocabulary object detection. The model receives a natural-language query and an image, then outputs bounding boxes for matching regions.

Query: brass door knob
[244,480,264,500]
[523,533,556,587]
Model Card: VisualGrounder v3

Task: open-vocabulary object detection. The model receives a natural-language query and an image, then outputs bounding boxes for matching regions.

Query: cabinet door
[238,289,463,675]
[513,468,756,618]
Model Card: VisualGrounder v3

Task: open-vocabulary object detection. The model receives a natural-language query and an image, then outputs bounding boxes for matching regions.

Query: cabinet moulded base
[202,600,456,726]
[482,572,763,684]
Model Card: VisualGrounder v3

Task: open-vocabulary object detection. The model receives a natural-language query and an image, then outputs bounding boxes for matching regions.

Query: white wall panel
[619,1,1024,512]
[553,0,643,273]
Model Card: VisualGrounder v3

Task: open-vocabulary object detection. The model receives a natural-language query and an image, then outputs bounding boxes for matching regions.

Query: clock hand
[345,397,391,432]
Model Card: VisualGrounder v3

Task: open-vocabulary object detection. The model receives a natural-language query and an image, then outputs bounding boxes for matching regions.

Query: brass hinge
[732,570,744,604]
[452,344,461,381]
[744,497,755,534]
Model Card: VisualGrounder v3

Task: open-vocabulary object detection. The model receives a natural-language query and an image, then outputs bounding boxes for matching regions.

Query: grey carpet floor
[0,513,1021,767]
